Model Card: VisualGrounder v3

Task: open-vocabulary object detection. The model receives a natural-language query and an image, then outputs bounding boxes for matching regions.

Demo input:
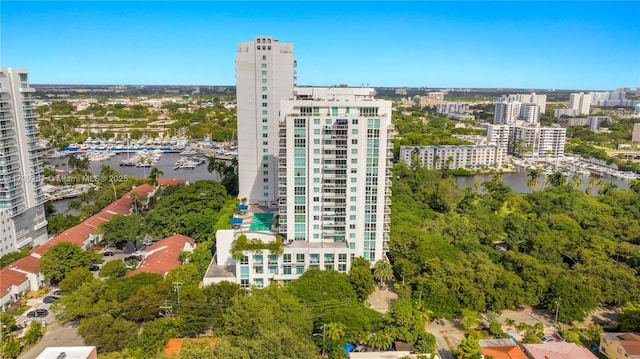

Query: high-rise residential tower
[0,68,48,256]
[494,101,521,125]
[569,92,591,116]
[278,87,393,262]
[236,36,295,206]
[206,38,393,287]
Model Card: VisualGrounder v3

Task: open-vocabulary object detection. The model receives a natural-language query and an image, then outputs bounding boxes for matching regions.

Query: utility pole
[554,297,562,325]
[173,282,183,307]
[160,299,173,318]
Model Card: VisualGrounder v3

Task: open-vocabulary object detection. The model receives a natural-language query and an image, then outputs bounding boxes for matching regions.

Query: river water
[47,152,220,214]
[455,167,630,193]
[46,154,631,215]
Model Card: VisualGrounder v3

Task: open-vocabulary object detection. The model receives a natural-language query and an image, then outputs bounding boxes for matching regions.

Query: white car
[541,336,556,343]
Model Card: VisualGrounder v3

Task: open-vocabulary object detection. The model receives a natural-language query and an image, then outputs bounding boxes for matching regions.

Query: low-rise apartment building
[399,145,507,170]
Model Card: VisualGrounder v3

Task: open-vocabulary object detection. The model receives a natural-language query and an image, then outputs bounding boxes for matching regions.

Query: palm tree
[545,170,565,187]
[148,167,163,186]
[373,259,393,289]
[207,157,227,180]
[526,167,542,192]
[585,186,593,196]
[504,318,516,328]
[368,328,395,350]
[570,173,583,189]
[324,322,346,342]
[630,179,640,194]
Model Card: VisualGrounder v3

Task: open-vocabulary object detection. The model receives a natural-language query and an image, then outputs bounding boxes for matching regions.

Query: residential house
[479,338,527,359]
[127,234,195,277]
[600,333,640,359]
[522,342,598,359]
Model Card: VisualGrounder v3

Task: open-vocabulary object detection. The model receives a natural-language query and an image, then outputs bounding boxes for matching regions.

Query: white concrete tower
[236,36,295,205]
[0,68,48,256]
[278,87,393,262]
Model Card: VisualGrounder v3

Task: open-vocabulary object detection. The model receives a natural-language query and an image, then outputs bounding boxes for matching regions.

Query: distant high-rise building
[494,101,521,125]
[436,102,469,115]
[519,103,540,124]
[0,68,48,256]
[486,123,566,158]
[502,93,546,120]
[236,36,295,206]
[569,92,591,115]
[400,145,507,170]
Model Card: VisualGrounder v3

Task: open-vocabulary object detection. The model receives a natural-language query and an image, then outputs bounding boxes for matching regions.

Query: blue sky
[1,1,639,89]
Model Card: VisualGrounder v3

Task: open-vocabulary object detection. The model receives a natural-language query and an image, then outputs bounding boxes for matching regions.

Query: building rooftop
[602,333,640,357]
[522,342,598,359]
[204,259,236,279]
[480,345,528,359]
[36,346,97,359]
[127,234,194,277]
[165,338,217,355]
[479,338,518,347]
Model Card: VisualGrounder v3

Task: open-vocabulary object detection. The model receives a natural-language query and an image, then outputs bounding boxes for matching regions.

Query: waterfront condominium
[205,38,393,287]
[0,68,48,256]
[236,36,295,206]
[278,87,393,262]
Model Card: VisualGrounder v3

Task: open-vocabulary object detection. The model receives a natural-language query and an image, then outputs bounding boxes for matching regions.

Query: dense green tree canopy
[99,214,143,245]
[144,180,230,241]
[389,161,640,323]
[40,242,102,283]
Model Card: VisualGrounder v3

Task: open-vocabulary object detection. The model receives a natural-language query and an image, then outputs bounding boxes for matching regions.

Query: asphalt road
[18,322,83,359]
[425,320,464,359]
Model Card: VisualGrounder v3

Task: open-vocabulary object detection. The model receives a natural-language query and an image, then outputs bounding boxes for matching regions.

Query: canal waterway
[455,167,630,193]
[47,152,220,214]
[46,153,632,215]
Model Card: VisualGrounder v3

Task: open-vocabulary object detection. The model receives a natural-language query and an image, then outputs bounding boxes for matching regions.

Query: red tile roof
[481,346,528,359]
[31,185,156,256]
[617,333,640,356]
[165,338,217,355]
[127,234,195,277]
[523,342,598,359]
[4,182,182,298]
[0,267,29,297]
[157,178,187,186]
[10,255,41,274]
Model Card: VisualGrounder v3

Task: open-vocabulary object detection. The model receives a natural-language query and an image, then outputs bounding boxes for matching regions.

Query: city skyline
[2,1,639,89]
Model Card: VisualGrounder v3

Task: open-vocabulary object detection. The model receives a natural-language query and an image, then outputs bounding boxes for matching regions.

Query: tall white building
[494,101,521,125]
[502,93,546,119]
[519,103,540,124]
[399,145,506,170]
[278,87,393,262]
[486,123,566,158]
[0,68,48,256]
[236,36,295,206]
[569,92,591,115]
[206,38,394,287]
[436,102,469,115]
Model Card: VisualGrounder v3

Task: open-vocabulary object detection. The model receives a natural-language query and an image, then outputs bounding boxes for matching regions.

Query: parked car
[89,264,100,271]
[541,336,556,343]
[43,296,58,304]
[125,255,142,262]
[53,290,62,296]
[103,251,115,256]
[26,309,49,318]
